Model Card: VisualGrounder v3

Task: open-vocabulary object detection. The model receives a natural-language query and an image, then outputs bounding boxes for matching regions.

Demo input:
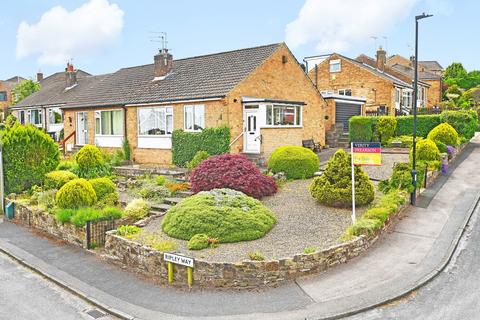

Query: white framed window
[418,86,427,107]
[48,107,63,125]
[95,110,124,136]
[402,90,413,109]
[329,59,341,73]
[320,90,334,95]
[184,105,205,132]
[266,104,302,127]
[338,89,352,96]
[18,110,26,124]
[28,109,42,125]
[138,107,173,136]
[395,88,401,104]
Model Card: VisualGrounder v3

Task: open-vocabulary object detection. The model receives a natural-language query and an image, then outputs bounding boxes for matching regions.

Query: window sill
[137,135,172,138]
[261,125,303,129]
[95,134,124,137]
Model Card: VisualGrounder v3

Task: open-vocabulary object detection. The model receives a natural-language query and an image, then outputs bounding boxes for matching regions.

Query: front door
[243,108,261,153]
[76,112,88,145]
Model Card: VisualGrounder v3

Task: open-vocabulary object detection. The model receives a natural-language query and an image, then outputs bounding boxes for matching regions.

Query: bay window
[266,104,302,127]
[138,107,173,136]
[402,90,412,110]
[184,105,205,131]
[338,89,352,96]
[49,107,63,125]
[95,110,124,135]
[18,110,26,124]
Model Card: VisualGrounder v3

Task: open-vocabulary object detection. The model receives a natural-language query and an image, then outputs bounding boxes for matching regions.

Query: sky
[0,0,478,80]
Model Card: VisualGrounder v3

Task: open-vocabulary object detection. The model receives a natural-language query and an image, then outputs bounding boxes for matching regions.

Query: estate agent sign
[351,142,382,222]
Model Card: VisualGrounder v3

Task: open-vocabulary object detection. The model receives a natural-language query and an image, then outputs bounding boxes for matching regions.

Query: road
[0,244,115,320]
[346,201,480,320]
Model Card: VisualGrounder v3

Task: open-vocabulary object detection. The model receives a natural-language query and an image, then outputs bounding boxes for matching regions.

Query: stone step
[163,197,182,205]
[149,209,167,216]
[150,203,171,212]
[177,190,194,198]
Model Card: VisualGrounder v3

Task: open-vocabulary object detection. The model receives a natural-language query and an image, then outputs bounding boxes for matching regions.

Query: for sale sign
[352,142,382,166]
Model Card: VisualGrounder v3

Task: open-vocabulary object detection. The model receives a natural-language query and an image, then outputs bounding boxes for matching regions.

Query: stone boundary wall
[11,203,86,248]
[103,142,469,289]
[104,203,409,289]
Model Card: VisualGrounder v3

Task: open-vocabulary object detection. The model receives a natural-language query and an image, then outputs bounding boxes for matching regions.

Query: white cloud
[286,0,420,53]
[16,0,124,65]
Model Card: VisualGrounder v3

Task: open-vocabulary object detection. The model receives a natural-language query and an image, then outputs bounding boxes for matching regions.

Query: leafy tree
[444,62,467,80]
[12,80,40,105]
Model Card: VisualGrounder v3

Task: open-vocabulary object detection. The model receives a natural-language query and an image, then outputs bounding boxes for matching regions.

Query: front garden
[4,111,477,288]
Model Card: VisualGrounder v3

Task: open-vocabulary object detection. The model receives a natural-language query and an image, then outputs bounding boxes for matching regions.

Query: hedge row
[349,110,478,143]
[172,126,230,167]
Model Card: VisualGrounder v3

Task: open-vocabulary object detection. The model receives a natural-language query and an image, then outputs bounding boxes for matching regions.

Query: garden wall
[104,203,409,289]
[11,203,86,248]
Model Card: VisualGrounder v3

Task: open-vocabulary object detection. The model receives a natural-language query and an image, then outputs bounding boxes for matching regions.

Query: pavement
[1,136,479,320]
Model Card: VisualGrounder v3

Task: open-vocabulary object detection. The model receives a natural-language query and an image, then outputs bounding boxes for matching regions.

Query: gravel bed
[139,179,366,263]
[362,153,409,181]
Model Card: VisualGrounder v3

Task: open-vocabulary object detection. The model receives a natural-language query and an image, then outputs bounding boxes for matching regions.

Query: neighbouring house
[304,48,412,132]
[0,76,26,121]
[13,43,326,165]
[385,54,443,107]
[10,66,93,141]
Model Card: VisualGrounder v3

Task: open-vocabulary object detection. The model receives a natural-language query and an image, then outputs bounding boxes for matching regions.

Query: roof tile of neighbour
[12,70,98,109]
[68,43,282,108]
[390,63,442,80]
[14,43,282,109]
[418,60,443,71]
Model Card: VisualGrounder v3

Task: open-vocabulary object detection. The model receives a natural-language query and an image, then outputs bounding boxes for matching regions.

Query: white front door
[76,112,88,145]
[243,108,261,153]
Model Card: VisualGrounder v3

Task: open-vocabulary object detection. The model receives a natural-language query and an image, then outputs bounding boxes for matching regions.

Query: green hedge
[349,116,377,142]
[440,110,478,140]
[395,115,442,137]
[172,126,230,167]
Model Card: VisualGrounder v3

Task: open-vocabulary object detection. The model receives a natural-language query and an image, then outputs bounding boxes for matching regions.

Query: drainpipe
[315,64,318,89]
[122,105,128,143]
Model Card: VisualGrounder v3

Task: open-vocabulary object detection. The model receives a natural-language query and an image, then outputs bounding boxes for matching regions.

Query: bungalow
[10,67,93,141]
[13,43,326,165]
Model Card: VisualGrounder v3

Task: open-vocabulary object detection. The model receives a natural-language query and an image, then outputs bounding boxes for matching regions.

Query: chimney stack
[376,47,386,71]
[409,55,415,67]
[154,49,173,79]
[36,71,43,82]
[65,62,77,88]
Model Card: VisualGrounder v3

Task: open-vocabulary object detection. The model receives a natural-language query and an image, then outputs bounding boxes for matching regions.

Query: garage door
[335,102,361,132]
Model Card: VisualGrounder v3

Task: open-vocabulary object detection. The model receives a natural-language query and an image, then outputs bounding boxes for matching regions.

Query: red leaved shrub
[190,154,277,199]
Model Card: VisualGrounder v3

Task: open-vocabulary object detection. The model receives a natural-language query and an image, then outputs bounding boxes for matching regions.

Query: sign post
[164,252,195,288]
[351,142,382,223]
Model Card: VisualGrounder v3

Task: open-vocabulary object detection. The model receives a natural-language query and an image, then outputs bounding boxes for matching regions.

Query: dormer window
[330,59,341,73]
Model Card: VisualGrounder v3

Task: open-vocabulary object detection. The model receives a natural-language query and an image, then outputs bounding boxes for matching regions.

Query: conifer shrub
[187,151,210,170]
[161,189,276,243]
[56,178,97,209]
[44,170,78,190]
[74,145,109,178]
[309,150,374,207]
[427,123,459,150]
[123,199,150,221]
[440,110,478,140]
[410,139,441,162]
[190,154,277,199]
[268,146,319,179]
[187,234,210,250]
[376,116,397,144]
[2,124,60,194]
[89,177,117,201]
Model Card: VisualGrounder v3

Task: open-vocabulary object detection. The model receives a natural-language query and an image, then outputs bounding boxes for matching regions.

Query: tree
[12,80,40,105]
[444,62,467,80]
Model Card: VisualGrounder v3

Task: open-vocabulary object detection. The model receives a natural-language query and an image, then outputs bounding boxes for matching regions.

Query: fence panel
[86,218,116,249]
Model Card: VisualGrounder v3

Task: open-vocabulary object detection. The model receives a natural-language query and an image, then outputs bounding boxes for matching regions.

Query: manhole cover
[85,309,106,319]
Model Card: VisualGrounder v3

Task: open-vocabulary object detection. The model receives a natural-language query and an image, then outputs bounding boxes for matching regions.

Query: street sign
[352,142,382,166]
[164,252,194,268]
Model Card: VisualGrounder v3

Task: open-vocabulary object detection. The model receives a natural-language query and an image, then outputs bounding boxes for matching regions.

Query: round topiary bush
[161,188,276,243]
[267,146,320,179]
[190,154,277,199]
[410,139,441,162]
[56,178,97,209]
[75,145,104,169]
[89,177,116,201]
[427,123,459,149]
[44,170,78,190]
[2,124,60,194]
[187,234,210,250]
[309,150,375,207]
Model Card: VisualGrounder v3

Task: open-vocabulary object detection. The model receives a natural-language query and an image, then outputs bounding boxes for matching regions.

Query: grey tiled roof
[12,70,94,109]
[391,63,441,80]
[68,43,282,108]
[419,60,443,71]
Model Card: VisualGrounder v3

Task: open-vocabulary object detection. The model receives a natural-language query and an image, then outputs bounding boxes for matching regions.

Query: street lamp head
[416,13,433,20]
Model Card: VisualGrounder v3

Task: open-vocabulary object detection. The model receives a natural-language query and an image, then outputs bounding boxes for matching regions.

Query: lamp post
[411,12,433,205]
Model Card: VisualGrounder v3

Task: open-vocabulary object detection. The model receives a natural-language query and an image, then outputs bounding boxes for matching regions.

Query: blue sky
[0,0,478,80]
